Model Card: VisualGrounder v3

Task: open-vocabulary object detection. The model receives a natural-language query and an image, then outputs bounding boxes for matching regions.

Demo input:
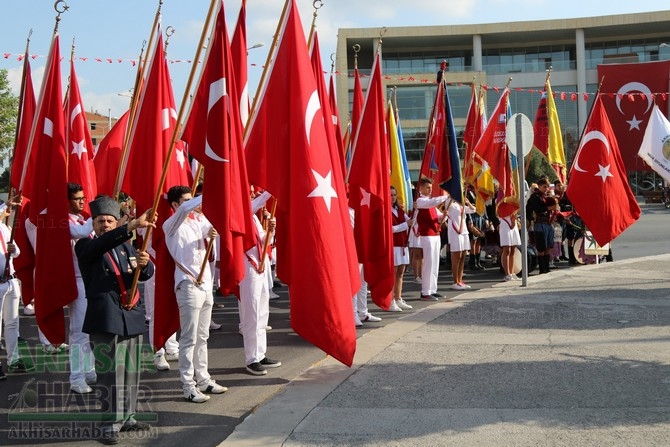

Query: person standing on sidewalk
[446,197,476,290]
[162,186,227,402]
[415,178,449,300]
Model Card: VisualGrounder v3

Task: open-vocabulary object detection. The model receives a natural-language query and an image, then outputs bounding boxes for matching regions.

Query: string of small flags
[3,52,669,101]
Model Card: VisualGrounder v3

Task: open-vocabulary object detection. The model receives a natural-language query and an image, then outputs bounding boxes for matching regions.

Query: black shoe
[99,431,119,445]
[273,280,284,288]
[0,367,6,381]
[120,421,151,432]
[431,293,444,298]
[246,362,267,376]
[420,295,438,301]
[260,357,282,368]
[8,359,34,373]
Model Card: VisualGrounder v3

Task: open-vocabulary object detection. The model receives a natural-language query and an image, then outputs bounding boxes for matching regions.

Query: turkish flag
[566,96,641,246]
[122,28,185,351]
[28,34,77,344]
[66,59,98,215]
[10,51,37,306]
[347,51,394,311]
[310,31,360,300]
[245,0,357,366]
[93,110,129,197]
[11,51,36,194]
[231,0,250,127]
[598,61,670,171]
[181,0,256,296]
[328,72,346,171]
[344,66,365,171]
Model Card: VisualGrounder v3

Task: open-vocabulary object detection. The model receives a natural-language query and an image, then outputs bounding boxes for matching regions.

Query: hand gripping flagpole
[125,0,219,309]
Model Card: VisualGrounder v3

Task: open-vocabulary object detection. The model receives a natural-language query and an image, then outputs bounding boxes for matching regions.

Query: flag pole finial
[330,52,336,74]
[353,44,360,69]
[53,0,69,34]
[164,25,175,53]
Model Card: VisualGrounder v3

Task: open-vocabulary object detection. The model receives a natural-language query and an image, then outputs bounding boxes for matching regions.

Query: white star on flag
[71,139,88,160]
[307,169,338,212]
[595,164,613,182]
[627,115,643,130]
[360,187,371,207]
[176,148,186,169]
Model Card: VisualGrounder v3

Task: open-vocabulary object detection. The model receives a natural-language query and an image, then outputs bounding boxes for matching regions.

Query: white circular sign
[506,113,534,157]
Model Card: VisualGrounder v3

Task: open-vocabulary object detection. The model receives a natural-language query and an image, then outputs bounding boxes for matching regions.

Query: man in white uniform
[163,186,227,403]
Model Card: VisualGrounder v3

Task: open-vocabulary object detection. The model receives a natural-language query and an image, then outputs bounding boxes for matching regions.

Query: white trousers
[144,273,179,355]
[0,279,21,365]
[420,235,441,295]
[353,264,369,318]
[69,277,95,383]
[175,280,213,391]
[239,257,270,365]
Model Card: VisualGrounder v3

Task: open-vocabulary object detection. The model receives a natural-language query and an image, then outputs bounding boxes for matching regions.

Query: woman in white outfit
[499,212,521,281]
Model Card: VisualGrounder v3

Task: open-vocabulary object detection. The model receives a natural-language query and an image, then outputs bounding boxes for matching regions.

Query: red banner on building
[597,60,670,171]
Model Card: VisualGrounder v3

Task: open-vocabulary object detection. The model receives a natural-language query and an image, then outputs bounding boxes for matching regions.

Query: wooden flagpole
[125,0,219,307]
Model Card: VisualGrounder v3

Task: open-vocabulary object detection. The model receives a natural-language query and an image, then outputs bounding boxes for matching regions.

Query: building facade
[336,10,670,179]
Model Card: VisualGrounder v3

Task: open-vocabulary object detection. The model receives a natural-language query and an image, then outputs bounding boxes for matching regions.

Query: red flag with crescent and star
[27,34,78,344]
[245,0,357,366]
[598,61,670,172]
[66,59,98,215]
[566,95,640,246]
[347,49,394,311]
[181,0,257,296]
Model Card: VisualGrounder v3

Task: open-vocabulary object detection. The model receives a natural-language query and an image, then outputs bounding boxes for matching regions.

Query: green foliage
[0,69,19,162]
[525,149,559,185]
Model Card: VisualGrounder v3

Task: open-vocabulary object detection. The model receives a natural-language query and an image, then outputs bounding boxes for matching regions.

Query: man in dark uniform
[526,178,557,274]
[74,196,155,445]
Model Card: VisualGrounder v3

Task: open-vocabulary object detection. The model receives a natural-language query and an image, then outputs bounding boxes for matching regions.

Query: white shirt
[69,213,93,277]
[162,195,213,290]
[0,223,20,276]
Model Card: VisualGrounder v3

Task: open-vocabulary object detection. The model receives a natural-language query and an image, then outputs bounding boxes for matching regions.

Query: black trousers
[89,332,142,433]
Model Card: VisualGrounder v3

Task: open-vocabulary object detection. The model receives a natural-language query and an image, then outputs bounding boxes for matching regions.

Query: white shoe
[414,277,422,284]
[396,299,413,310]
[153,354,170,371]
[209,321,222,330]
[185,388,210,403]
[354,314,363,327]
[265,325,272,331]
[511,274,522,281]
[503,275,512,282]
[23,303,35,316]
[386,301,402,312]
[269,291,280,300]
[70,380,93,394]
[164,351,179,362]
[452,283,469,291]
[198,379,228,394]
[362,313,382,322]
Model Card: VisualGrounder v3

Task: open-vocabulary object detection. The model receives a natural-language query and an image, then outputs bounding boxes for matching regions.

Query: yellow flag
[546,80,567,182]
[388,101,408,208]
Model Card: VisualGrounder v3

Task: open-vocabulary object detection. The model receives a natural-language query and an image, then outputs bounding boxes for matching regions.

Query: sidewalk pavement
[223,254,670,447]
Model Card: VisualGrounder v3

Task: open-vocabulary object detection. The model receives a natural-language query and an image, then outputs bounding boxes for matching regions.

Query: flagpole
[113,0,164,198]
[461,77,478,183]
[125,0,219,308]
[346,27,386,183]
[306,0,322,49]
[64,37,77,179]
[6,31,32,228]
[18,2,68,194]
[245,0,291,141]
[258,200,277,274]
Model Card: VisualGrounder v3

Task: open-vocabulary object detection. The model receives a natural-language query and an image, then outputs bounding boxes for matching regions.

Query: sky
[1,0,666,120]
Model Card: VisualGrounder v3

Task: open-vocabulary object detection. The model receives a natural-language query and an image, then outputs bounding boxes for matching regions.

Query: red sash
[106,250,140,309]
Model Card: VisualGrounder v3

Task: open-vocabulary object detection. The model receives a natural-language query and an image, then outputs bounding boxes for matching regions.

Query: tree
[0,69,19,162]
[525,149,558,185]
